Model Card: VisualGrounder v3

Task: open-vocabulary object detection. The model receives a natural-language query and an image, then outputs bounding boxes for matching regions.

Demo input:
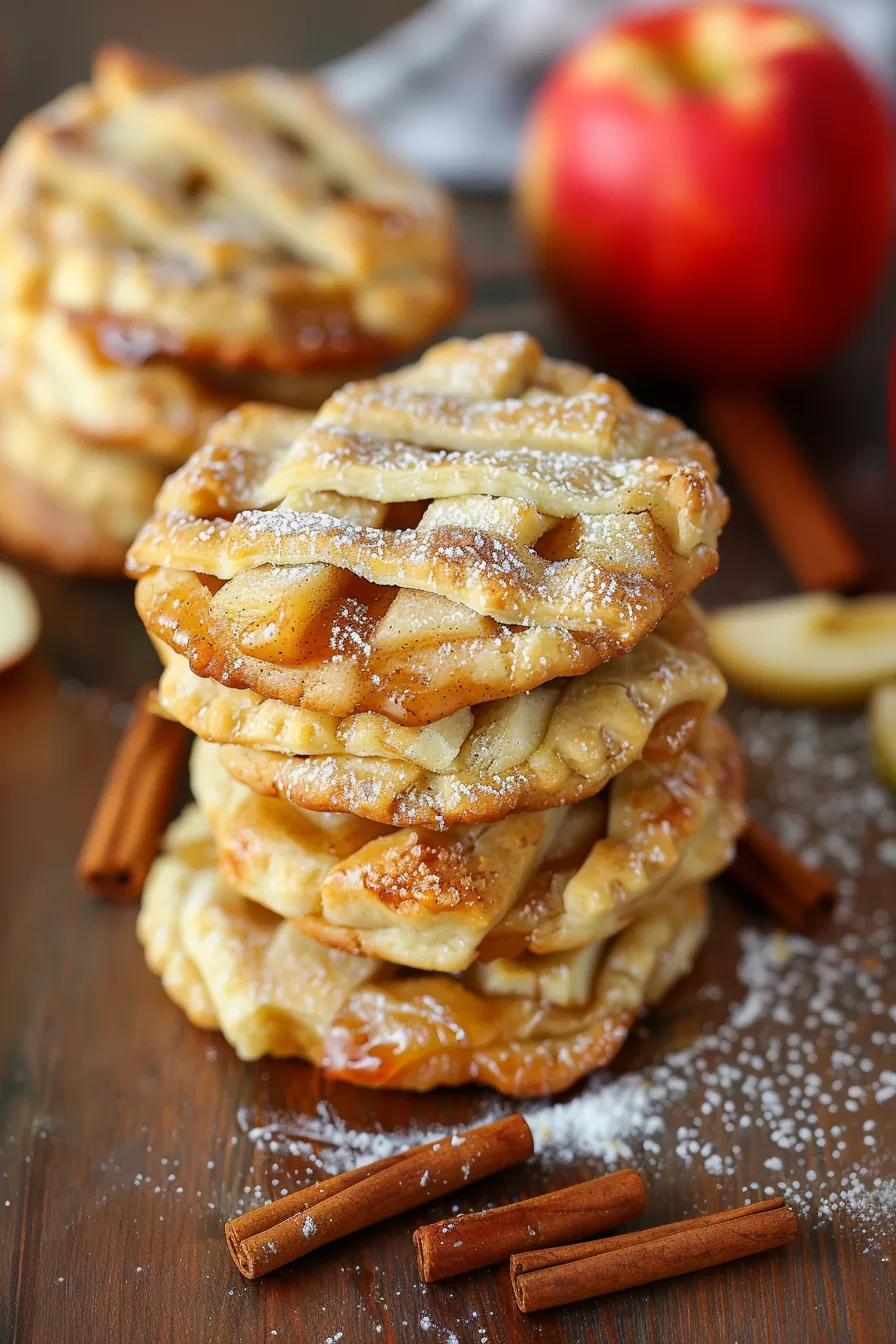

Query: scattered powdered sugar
[21,705,886,1335]
[237,706,896,1257]
[740,707,896,915]
[236,1107,470,1175]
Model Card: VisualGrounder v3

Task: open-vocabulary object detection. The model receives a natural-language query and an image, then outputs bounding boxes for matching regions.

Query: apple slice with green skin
[708,593,896,706]
[0,564,40,673]
[869,682,896,791]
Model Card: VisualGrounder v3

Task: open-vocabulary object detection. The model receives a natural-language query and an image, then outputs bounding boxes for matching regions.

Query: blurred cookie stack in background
[0,45,462,574]
[128,331,747,1096]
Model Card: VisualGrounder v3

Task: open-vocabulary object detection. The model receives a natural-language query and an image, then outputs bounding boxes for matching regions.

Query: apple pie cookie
[0,44,462,373]
[155,613,726,826]
[0,45,461,572]
[188,716,742,971]
[129,332,728,722]
[139,806,710,1096]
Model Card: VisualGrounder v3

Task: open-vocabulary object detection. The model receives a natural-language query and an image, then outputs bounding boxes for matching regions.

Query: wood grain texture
[1,196,896,1344]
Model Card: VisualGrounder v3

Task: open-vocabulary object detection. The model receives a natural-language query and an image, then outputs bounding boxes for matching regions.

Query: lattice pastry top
[139,806,709,1094]
[190,716,743,971]
[129,334,728,722]
[0,45,462,370]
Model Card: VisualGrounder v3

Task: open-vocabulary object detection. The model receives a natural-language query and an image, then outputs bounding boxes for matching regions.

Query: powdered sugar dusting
[237,706,896,1257]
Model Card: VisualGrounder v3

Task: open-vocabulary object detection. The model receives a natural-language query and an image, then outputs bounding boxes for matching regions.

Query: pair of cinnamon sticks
[225,1114,797,1313]
[226,1115,534,1279]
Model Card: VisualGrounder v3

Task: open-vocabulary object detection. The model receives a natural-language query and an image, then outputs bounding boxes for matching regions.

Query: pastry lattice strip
[191,716,743,972]
[130,499,716,636]
[139,807,710,1095]
[128,335,727,634]
[316,335,718,472]
[151,330,719,501]
[130,335,727,719]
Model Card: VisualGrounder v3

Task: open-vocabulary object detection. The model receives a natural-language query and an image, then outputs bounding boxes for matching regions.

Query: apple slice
[869,681,896,791]
[708,593,896,705]
[0,563,40,673]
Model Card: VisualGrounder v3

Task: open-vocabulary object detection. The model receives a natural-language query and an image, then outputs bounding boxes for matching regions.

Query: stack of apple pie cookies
[0,45,461,573]
[129,331,746,1095]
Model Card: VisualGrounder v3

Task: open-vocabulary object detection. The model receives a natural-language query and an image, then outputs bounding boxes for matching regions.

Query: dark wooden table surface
[2,198,896,1344]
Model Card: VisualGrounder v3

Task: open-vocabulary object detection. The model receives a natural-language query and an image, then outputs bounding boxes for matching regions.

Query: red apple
[517,2,895,380]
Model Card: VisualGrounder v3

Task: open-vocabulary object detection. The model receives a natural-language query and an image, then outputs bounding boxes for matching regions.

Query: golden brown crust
[190,718,745,971]
[0,48,463,375]
[138,809,711,1095]
[157,621,726,826]
[129,334,728,722]
[215,636,726,827]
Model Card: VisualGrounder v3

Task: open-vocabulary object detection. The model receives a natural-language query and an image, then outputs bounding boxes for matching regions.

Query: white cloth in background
[323,0,896,188]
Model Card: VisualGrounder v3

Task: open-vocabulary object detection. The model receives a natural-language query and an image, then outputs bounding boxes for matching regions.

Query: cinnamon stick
[729,817,836,931]
[511,1196,796,1312]
[226,1114,534,1280]
[702,389,866,592]
[76,685,189,900]
[414,1168,645,1282]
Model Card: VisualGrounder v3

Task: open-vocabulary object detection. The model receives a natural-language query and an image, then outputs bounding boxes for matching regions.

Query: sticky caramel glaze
[79,296,415,374]
[134,566,613,725]
[323,973,635,1095]
[319,883,709,1094]
[641,700,705,762]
